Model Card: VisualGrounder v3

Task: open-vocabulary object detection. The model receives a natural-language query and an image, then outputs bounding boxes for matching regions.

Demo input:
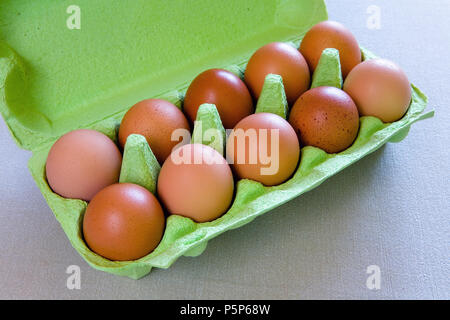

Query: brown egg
[46,129,122,201]
[157,144,234,223]
[183,69,254,129]
[244,42,310,105]
[83,183,165,261]
[289,87,360,154]
[300,21,361,78]
[343,59,412,123]
[118,99,190,164]
[226,113,300,186]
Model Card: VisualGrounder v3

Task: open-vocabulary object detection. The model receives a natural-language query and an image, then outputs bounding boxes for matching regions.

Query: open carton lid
[0,0,327,151]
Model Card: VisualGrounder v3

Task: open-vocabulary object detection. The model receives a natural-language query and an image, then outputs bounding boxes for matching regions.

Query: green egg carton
[0,0,433,279]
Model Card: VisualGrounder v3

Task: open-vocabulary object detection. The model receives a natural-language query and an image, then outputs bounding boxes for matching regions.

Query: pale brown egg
[46,129,122,201]
[157,144,234,223]
[244,42,310,105]
[226,113,300,186]
[343,59,412,123]
[83,183,165,261]
[300,21,362,78]
[183,69,254,129]
[289,87,360,154]
[118,99,190,164]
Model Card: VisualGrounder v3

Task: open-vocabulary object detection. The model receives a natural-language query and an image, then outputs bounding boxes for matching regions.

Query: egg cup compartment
[120,134,161,195]
[0,1,434,279]
[255,74,289,118]
[311,48,343,89]
[192,103,227,155]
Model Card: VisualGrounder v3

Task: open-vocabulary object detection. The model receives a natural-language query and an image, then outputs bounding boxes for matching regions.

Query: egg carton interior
[24,42,432,279]
[0,0,434,280]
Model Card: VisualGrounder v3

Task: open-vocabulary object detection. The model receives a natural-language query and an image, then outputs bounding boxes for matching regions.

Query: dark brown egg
[289,87,360,154]
[183,69,254,129]
[83,183,165,261]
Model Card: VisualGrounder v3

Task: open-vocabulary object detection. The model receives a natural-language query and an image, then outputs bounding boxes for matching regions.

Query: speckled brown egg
[289,87,360,154]
[118,99,190,164]
[244,42,310,105]
[183,69,254,129]
[46,129,122,201]
[300,21,362,78]
[83,183,165,261]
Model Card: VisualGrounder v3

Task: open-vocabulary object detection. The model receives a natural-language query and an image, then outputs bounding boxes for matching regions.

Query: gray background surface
[0,0,448,300]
